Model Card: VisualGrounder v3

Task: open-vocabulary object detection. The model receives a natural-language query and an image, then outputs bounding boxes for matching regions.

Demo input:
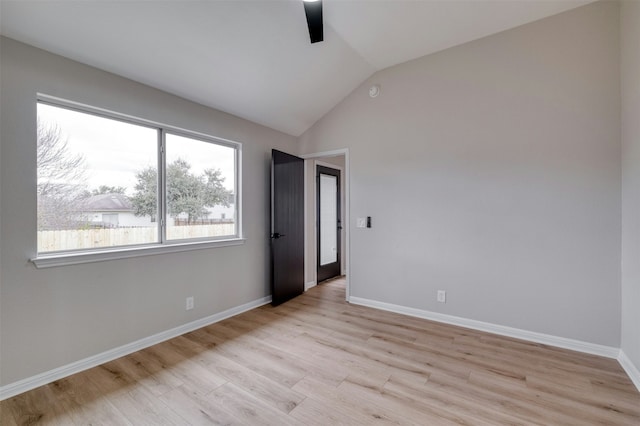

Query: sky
[37,103,236,195]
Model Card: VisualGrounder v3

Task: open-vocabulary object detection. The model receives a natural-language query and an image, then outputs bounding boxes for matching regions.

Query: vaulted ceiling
[1,0,594,136]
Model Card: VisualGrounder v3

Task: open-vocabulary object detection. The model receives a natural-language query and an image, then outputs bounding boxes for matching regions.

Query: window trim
[31,238,246,268]
[32,94,244,267]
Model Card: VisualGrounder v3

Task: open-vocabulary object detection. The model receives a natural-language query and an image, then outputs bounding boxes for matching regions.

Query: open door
[271,149,304,305]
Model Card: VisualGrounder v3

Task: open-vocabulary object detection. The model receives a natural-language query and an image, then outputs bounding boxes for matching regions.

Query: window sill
[31,238,246,269]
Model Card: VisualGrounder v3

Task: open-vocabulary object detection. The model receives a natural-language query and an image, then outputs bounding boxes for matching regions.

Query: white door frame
[301,149,350,302]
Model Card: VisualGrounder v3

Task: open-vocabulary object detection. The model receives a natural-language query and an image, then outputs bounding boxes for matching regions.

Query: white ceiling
[0,0,594,136]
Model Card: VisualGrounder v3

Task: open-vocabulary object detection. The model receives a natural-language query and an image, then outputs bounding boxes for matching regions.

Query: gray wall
[299,1,622,346]
[0,37,297,386]
[621,0,640,371]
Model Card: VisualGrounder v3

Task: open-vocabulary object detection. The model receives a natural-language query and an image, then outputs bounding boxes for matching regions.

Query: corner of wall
[620,0,640,387]
[619,350,640,392]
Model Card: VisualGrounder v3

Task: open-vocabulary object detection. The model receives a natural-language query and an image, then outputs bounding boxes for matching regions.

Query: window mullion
[159,129,167,243]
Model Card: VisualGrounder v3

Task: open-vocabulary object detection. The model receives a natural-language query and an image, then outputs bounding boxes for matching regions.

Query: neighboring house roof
[83,193,133,212]
[83,193,235,214]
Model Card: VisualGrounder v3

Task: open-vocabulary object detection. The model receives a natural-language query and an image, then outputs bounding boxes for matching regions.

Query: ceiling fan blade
[303,0,323,44]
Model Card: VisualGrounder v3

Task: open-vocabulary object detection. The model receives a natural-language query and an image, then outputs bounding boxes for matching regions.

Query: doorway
[317,165,341,282]
[302,150,349,301]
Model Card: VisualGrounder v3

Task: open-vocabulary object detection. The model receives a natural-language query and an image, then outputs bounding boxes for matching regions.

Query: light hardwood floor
[2,277,639,425]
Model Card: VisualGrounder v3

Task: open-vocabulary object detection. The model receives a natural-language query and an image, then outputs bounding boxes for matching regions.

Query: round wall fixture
[369,84,380,98]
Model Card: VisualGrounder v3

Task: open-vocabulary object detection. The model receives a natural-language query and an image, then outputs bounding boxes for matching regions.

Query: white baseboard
[618,350,640,392]
[305,281,317,291]
[4,294,633,401]
[348,296,620,359]
[0,295,271,401]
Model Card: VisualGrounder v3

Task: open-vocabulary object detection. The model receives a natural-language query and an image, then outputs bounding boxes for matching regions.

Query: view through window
[37,100,238,254]
[165,133,236,241]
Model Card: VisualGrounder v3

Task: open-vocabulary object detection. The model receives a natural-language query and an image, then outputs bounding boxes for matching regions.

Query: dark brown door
[271,150,305,305]
[317,165,341,283]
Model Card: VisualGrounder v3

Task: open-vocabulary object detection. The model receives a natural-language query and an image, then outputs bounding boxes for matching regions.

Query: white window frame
[32,94,244,269]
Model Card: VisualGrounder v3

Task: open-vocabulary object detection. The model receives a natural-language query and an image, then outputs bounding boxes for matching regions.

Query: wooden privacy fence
[38,223,236,252]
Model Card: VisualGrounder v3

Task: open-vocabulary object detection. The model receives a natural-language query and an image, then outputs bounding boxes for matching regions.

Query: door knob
[271,233,286,239]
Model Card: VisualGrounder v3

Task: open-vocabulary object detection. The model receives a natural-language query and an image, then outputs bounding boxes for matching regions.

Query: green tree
[131,158,231,223]
[130,167,158,220]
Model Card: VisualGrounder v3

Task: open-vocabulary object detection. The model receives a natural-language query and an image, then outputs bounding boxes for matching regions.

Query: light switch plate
[357,218,366,228]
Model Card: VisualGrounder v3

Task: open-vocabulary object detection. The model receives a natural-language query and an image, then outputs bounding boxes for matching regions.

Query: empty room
[1,0,639,424]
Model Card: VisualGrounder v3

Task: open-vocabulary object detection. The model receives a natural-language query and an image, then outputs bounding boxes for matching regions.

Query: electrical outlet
[186,296,194,310]
[437,290,446,303]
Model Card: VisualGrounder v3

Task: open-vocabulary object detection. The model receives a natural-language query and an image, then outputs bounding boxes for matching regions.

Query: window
[165,133,236,240]
[36,97,240,257]
[102,213,119,227]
